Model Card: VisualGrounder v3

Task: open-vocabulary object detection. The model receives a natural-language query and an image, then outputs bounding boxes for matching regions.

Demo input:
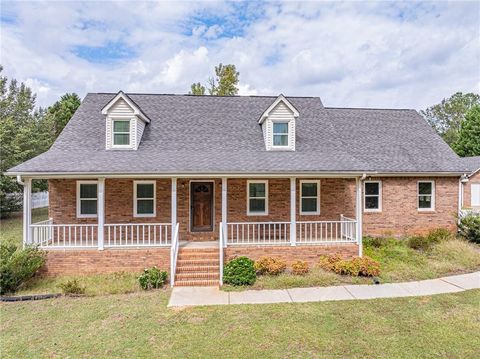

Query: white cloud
[1,0,478,110]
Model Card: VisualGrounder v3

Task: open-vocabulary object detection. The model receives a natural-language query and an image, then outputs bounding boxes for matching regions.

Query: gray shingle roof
[462,156,480,175]
[8,93,469,175]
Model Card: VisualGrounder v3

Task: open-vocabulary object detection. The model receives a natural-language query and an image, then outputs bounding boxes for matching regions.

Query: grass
[1,289,479,358]
[0,208,48,246]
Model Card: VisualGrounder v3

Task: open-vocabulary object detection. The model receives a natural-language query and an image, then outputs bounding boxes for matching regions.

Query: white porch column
[22,178,32,247]
[222,177,227,246]
[97,177,105,250]
[171,178,177,240]
[355,177,363,257]
[290,177,296,246]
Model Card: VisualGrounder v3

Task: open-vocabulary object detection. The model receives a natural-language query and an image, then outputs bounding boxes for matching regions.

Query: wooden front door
[191,182,214,232]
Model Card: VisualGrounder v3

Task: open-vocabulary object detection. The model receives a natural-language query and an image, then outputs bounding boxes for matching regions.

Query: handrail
[170,223,180,287]
[219,223,224,286]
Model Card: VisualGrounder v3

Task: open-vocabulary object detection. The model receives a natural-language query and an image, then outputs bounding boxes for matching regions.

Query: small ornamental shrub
[138,267,168,290]
[59,279,85,295]
[317,254,342,271]
[254,256,287,275]
[407,235,432,251]
[458,214,480,244]
[0,242,46,294]
[223,256,256,286]
[407,228,452,251]
[331,256,381,277]
[426,228,453,242]
[291,261,309,275]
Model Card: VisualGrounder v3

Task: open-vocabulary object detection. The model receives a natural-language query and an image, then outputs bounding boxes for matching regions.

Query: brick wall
[225,244,358,265]
[463,172,480,209]
[42,248,170,276]
[363,177,459,237]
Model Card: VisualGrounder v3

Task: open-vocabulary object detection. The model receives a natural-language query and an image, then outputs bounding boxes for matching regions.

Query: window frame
[299,180,321,215]
[417,180,435,211]
[472,183,480,207]
[133,180,156,218]
[247,180,268,216]
[271,121,290,149]
[112,119,132,148]
[76,180,98,218]
[364,180,382,212]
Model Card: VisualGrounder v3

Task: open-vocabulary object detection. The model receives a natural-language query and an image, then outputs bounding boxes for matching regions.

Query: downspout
[357,173,367,257]
[16,175,24,186]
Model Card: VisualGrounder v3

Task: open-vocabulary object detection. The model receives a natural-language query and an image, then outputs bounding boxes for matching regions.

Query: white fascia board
[258,94,300,124]
[101,91,150,123]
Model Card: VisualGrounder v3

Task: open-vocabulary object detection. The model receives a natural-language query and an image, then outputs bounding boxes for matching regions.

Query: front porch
[21,176,364,286]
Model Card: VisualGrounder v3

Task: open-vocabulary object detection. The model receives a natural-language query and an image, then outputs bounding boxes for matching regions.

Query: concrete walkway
[168,271,480,307]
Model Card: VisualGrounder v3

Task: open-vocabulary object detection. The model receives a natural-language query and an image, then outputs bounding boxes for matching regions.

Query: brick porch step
[178,252,218,260]
[177,259,219,266]
[174,279,219,287]
[176,265,219,273]
[175,272,219,280]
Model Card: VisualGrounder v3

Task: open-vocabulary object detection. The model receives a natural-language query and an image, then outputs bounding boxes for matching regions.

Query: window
[272,122,289,147]
[134,181,156,217]
[471,184,480,207]
[418,181,435,211]
[113,120,131,146]
[77,181,98,218]
[247,180,268,215]
[364,181,382,212]
[300,180,320,215]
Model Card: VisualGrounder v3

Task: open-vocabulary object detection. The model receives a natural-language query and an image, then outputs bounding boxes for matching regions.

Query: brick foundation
[41,248,170,276]
[225,244,359,265]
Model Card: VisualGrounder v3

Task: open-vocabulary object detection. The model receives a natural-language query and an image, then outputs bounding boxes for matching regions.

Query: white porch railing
[226,222,291,245]
[29,221,172,248]
[225,216,357,246]
[170,223,180,287]
[105,223,171,247]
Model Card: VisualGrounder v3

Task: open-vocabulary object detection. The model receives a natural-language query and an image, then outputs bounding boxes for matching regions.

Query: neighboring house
[461,156,480,210]
[6,92,470,286]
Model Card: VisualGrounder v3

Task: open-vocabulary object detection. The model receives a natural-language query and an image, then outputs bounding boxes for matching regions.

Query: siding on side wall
[263,101,296,151]
[463,172,480,208]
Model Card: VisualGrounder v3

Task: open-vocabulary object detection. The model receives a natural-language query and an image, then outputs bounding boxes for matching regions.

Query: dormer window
[113,120,131,146]
[273,122,289,147]
[258,94,299,152]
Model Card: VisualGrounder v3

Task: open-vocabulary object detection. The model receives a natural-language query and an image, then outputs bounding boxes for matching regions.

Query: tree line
[0,63,479,218]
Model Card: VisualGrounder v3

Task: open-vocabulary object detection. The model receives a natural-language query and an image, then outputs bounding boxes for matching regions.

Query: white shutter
[472,184,480,207]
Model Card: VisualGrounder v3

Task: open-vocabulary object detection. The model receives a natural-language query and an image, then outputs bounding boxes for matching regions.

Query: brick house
[461,156,480,210]
[7,92,470,286]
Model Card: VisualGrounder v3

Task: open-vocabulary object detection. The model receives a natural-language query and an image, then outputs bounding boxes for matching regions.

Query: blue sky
[1,1,479,109]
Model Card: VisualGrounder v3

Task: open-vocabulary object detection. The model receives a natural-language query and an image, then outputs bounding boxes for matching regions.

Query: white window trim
[133,180,156,218]
[299,180,320,215]
[364,180,382,212]
[76,180,98,218]
[112,118,132,148]
[271,121,290,149]
[418,180,435,211]
[472,183,480,207]
[247,180,268,216]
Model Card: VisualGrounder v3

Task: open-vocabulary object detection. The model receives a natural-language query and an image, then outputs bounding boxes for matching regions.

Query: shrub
[407,235,432,251]
[138,267,168,290]
[458,214,480,244]
[331,256,381,277]
[223,256,256,286]
[254,256,287,275]
[0,242,46,294]
[291,261,309,275]
[407,228,453,251]
[59,279,85,295]
[317,254,342,271]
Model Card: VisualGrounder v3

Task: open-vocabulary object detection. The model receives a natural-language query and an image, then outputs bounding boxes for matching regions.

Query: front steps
[174,247,220,287]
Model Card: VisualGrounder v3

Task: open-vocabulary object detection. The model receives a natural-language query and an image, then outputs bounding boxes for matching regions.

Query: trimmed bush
[59,279,85,295]
[223,256,256,286]
[254,256,287,275]
[458,214,480,244]
[291,261,309,275]
[0,242,46,294]
[138,267,168,290]
[332,256,381,277]
[317,254,342,271]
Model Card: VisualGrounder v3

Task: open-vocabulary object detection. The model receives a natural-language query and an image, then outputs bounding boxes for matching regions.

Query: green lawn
[1,290,479,358]
[0,208,48,247]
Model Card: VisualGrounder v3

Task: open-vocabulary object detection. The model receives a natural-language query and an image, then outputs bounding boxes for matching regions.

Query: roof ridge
[91,92,320,99]
[325,106,416,111]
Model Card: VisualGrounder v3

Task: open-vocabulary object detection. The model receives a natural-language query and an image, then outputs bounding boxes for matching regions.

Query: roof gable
[101,91,150,123]
[258,94,299,124]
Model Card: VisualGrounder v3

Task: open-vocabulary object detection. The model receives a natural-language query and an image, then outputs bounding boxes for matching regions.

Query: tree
[421,92,480,146]
[453,105,480,157]
[43,93,81,137]
[189,82,205,96]
[189,63,240,96]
